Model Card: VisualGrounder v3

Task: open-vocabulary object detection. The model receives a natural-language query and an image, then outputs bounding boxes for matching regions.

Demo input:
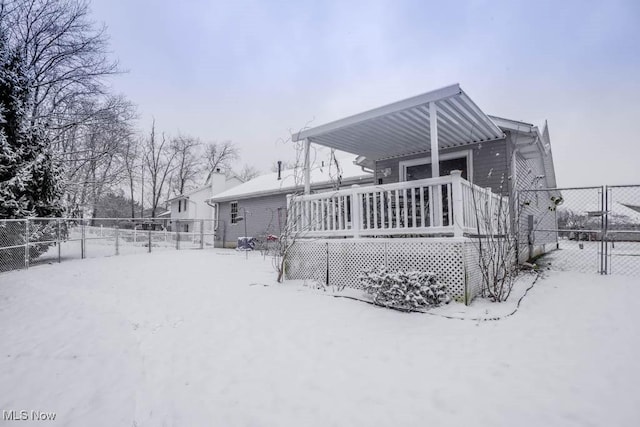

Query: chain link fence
[0,218,221,273]
[518,185,640,275]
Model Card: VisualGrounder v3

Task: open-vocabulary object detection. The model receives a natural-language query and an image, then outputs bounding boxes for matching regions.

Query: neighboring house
[166,170,243,234]
[208,156,373,248]
[283,83,558,303]
[142,207,170,219]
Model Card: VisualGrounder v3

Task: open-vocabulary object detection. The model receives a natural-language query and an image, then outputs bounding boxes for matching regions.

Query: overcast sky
[90,0,639,187]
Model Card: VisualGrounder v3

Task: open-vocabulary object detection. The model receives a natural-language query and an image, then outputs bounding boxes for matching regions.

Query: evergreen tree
[0,29,63,219]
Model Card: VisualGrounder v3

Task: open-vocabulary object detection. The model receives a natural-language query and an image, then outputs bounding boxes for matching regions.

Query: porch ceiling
[293,84,505,161]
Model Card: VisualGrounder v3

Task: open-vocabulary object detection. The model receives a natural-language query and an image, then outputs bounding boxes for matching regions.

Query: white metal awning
[293,84,505,161]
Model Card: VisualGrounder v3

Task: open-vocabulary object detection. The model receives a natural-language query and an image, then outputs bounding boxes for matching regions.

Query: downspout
[205,198,223,246]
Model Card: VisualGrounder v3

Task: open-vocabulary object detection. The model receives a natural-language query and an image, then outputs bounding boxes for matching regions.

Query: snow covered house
[284,84,558,303]
[208,156,373,248]
[166,170,243,234]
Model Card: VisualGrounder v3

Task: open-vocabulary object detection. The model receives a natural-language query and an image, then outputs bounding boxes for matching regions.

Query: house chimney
[277,161,282,180]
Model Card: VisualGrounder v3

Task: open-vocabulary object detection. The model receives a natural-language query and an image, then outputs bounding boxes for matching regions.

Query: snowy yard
[1,250,639,426]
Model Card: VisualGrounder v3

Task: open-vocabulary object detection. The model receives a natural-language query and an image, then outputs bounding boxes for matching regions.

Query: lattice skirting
[286,238,486,304]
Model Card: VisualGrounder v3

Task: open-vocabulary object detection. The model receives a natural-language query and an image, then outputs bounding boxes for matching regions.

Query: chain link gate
[518,185,640,275]
[605,185,640,275]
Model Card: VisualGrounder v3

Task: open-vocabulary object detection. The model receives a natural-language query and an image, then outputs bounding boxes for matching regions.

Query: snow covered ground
[544,239,640,275]
[1,250,639,426]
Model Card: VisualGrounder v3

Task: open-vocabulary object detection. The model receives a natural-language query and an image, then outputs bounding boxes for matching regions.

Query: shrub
[359,266,451,310]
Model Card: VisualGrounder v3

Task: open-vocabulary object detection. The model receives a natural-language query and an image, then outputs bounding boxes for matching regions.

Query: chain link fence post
[176,220,180,250]
[81,220,86,259]
[57,219,61,263]
[24,219,29,269]
[200,220,204,249]
[115,225,119,256]
[148,228,152,253]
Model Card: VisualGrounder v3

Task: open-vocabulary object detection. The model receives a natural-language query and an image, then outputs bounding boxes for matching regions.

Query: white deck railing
[287,171,509,238]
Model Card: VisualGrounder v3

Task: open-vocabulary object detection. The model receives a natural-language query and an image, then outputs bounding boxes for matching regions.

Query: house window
[231,201,239,224]
[178,200,181,212]
[399,150,472,182]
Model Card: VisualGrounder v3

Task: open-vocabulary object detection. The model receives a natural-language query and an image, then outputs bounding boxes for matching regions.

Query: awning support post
[429,101,441,227]
[429,101,439,177]
[303,139,311,195]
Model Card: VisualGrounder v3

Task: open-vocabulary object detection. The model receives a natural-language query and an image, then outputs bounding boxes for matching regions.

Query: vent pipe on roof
[277,161,282,180]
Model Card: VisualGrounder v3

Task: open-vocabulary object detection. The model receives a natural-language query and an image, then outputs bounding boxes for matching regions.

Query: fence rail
[0,217,221,273]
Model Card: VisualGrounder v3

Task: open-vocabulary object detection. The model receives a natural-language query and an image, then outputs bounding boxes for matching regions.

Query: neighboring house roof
[142,207,169,218]
[166,185,210,203]
[622,203,640,214]
[560,201,640,226]
[166,175,244,204]
[210,155,372,203]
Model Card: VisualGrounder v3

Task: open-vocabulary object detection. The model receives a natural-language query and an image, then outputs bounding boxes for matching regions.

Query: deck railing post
[450,171,464,238]
[486,187,494,235]
[286,194,293,233]
[351,185,361,238]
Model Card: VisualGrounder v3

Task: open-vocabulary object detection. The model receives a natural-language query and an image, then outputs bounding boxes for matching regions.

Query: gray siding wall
[216,175,375,248]
[217,193,288,248]
[514,152,558,261]
[373,138,509,194]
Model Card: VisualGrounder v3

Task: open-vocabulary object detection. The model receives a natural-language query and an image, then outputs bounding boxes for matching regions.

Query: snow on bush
[359,266,451,310]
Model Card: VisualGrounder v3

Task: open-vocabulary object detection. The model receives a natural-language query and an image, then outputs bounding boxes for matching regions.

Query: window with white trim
[230,201,239,224]
[400,150,472,182]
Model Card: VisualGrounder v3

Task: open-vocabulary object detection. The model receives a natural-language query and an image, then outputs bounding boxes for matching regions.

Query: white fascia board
[293,84,462,142]
[488,115,535,133]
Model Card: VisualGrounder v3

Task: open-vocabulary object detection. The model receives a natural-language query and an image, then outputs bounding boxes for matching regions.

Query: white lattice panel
[327,241,387,290]
[385,241,465,300]
[286,241,327,284]
[287,239,470,302]
[462,241,483,302]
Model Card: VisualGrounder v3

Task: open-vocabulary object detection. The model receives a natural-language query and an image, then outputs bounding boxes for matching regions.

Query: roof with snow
[209,156,372,203]
[558,200,640,226]
[166,175,243,203]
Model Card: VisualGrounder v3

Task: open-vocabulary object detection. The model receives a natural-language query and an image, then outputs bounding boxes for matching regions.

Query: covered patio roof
[292,84,505,161]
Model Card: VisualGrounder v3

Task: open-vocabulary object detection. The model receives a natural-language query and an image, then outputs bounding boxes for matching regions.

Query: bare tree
[270,130,340,283]
[144,120,176,217]
[170,134,202,195]
[3,0,119,128]
[203,141,238,182]
[237,164,260,182]
[61,95,136,217]
[270,160,297,172]
[0,0,140,217]
[123,136,140,218]
[470,173,518,302]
